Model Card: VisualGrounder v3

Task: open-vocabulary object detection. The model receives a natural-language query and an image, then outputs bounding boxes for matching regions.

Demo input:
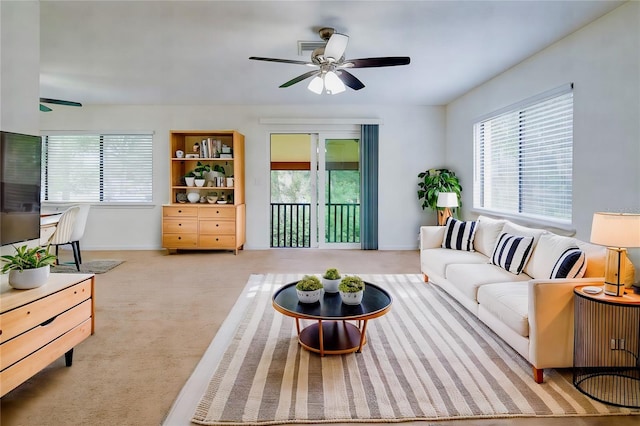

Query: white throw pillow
[473,215,506,257]
[441,217,477,251]
[550,247,587,279]
[491,233,535,275]
[527,233,586,279]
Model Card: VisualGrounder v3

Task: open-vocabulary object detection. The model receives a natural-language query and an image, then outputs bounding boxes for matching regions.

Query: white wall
[445,2,640,264]
[40,104,443,250]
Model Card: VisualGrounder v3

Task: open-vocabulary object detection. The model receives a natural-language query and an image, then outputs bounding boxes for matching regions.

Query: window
[42,133,153,203]
[473,84,573,225]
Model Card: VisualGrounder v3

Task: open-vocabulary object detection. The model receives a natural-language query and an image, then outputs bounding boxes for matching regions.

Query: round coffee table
[272,281,392,356]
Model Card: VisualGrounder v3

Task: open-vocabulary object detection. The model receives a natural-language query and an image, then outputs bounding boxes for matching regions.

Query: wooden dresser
[0,273,95,397]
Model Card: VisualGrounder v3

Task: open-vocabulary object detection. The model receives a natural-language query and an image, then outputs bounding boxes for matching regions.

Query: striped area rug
[192,274,637,425]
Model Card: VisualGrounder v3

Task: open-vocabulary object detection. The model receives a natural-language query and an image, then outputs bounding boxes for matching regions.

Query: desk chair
[69,204,90,265]
[48,205,81,271]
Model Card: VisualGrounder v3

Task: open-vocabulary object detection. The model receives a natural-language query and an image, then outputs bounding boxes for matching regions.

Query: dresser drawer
[199,235,236,248]
[199,220,235,235]
[0,280,92,344]
[163,218,198,233]
[163,205,198,218]
[162,233,198,248]
[0,318,91,397]
[0,300,91,371]
[198,207,235,219]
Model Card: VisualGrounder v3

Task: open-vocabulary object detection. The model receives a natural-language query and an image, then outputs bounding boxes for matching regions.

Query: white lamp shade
[590,212,640,248]
[324,71,345,94]
[436,192,458,208]
[307,76,324,94]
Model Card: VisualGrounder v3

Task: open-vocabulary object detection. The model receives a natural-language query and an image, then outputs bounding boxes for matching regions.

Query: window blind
[473,85,573,224]
[42,133,153,203]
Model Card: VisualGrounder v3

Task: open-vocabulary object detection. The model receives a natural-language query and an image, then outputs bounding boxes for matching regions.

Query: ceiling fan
[39,97,82,112]
[249,27,410,94]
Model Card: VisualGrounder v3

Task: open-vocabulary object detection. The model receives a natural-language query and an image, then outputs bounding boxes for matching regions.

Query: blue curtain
[360,125,379,250]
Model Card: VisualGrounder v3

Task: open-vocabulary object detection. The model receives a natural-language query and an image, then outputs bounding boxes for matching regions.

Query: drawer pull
[216,224,219,227]
[40,315,58,327]
[178,236,182,240]
[179,223,182,226]
[178,210,182,213]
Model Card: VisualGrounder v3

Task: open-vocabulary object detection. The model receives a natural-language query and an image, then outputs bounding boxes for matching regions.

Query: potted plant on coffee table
[339,275,365,305]
[295,275,323,303]
[322,268,341,293]
[1,245,57,289]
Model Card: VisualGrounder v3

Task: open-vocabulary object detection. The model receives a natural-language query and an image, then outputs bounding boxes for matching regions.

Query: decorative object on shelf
[339,275,365,305]
[195,178,205,187]
[295,275,323,303]
[176,150,184,158]
[176,192,187,203]
[187,192,200,203]
[590,212,640,296]
[436,192,459,226]
[206,194,218,204]
[226,177,234,187]
[184,172,195,187]
[1,244,57,289]
[322,268,341,293]
[417,168,462,224]
[193,161,211,178]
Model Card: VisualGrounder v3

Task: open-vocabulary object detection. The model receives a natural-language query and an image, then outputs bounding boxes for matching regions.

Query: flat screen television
[0,131,42,246]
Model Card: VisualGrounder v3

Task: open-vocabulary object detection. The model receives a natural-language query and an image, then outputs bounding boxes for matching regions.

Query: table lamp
[436,192,458,226]
[590,212,640,296]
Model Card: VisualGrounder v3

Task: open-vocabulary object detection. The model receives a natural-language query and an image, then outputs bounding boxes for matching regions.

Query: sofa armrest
[420,226,445,250]
[528,277,604,369]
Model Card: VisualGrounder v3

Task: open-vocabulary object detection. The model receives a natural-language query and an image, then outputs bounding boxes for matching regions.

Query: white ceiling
[39,0,624,107]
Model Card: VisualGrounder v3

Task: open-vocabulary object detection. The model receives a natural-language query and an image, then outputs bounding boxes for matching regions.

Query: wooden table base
[298,320,367,356]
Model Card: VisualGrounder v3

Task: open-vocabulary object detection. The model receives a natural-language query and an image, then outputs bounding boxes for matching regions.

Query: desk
[40,212,62,245]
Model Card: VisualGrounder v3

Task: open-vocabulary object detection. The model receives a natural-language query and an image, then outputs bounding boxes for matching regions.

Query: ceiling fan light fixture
[324,71,346,94]
[307,75,324,94]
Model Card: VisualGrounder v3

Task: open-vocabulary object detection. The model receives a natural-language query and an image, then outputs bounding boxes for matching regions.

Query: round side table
[573,285,640,408]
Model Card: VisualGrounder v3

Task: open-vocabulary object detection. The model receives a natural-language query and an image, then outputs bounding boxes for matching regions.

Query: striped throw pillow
[491,233,535,275]
[550,248,587,279]
[441,217,477,251]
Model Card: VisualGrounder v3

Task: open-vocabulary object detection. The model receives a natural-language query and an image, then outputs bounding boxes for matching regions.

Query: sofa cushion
[477,282,529,337]
[526,233,587,279]
[491,233,535,275]
[442,217,477,251]
[445,263,530,302]
[474,215,506,257]
[421,248,487,278]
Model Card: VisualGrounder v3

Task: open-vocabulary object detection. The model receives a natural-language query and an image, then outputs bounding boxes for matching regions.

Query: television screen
[0,131,42,246]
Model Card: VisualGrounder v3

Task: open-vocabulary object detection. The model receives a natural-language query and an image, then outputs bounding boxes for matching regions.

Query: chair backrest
[69,204,91,242]
[48,206,80,245]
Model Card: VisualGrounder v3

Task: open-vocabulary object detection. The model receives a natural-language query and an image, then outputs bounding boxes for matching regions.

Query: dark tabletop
[272,281,392,320]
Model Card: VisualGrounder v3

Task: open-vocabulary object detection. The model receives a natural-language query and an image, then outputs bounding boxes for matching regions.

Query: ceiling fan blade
[39,97,82,107]
[345,57,411,68]
[39,104,53,112]
[279,70,320,88]
[324,33,349,61]
[249,57,313,66]
[337,70,365,91]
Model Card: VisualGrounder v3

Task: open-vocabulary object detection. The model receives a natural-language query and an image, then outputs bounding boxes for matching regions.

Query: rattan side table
[573,285,640,408]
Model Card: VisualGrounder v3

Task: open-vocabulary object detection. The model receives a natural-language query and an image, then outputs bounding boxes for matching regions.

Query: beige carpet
[191,274,638,425]
[51,260,124,274]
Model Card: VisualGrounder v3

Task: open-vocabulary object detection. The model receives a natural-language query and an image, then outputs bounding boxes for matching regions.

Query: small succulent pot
[322,268,341,293]
[185,176,195,187]
[9,265,50,290]
[339,275,365,305]
[295,275,323,304]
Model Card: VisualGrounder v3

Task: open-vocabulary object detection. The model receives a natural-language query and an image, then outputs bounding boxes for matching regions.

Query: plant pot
[226,177,234,187]
[296,288,322,304]
[322,278,341,293]
[9,265,50,290]
[194,178,206,187]
[340,290,363,305]
[185,177,195,187]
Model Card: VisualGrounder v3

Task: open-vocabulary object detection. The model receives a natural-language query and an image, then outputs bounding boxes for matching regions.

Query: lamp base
[437,208,452,226]
[603,247,627,297]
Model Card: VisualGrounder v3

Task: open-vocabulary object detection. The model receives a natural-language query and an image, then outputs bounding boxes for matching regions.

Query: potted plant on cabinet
[322,268,341,293]
[295,275,323,303]
[184,171,196,187]
[417,168,462,225]
[1,245,57,289]
[339,275,365,305]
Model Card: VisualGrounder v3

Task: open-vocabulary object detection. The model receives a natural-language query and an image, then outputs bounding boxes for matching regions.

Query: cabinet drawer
[0,318,91,397]
[0,300,91,371]
[198,207,235,219]
[199,235,236,248]
[163,218,198,233]
[162,233,198,248]
[0,280,92,344]
[163,206,198,218]
[199,220,235,234]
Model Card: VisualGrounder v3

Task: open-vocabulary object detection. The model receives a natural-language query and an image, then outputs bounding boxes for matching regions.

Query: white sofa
[420,215,635,383]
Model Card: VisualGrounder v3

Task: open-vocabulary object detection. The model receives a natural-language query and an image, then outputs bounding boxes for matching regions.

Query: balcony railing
[270,202,360,248]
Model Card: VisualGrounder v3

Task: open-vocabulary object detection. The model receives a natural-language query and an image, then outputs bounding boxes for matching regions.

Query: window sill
[470,208,576,236]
